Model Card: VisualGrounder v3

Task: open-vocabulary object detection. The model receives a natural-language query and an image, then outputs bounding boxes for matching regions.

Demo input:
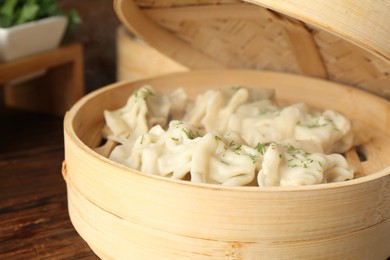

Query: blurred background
[58,0,120,93]
[0,1,122,258]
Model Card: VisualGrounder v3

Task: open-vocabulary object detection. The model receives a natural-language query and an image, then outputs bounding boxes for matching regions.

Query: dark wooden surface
[0,110,98,259]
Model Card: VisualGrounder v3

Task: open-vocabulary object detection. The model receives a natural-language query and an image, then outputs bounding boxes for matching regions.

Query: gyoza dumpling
[191,131,261,186]
[184,86,274,133]
[226,99,280,145]
[111,120,262,186]
[257,141,354,187]
[104,84,358,188]
[104,85,187,145]
[116,121,200,180]
[227,102,354,154]
[294,107,353,153]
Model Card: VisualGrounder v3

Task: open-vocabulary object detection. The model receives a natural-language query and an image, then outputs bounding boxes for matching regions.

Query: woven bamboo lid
[247,0,390,62]
[114,0,390,98]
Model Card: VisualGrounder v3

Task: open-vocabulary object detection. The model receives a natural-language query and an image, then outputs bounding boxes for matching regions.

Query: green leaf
[0,0,81,40]
[14,0,40,25]
[37,0,57,18]
[0,0,19,27]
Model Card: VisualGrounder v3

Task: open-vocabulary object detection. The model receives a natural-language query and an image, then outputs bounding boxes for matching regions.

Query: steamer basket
[114,0,390,99]
[64,70,390,259]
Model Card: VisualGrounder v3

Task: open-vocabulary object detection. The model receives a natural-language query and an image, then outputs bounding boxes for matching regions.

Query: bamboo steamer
[64,70,390,259]
[63,0,390,259]
[115,0,390,99]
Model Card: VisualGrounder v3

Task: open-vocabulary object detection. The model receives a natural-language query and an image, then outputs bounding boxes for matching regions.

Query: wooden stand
[0,43,84,115]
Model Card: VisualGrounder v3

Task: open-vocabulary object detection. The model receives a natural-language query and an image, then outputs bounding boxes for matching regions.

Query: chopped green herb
[254,143,266,155]
[220,160,229,165]
[258,108,269,115]
[182,128,197,140]
[215,135,223,142]
[174,121,184,127]
[287,144,300,153]
[234,145,242,153]
[171,137,179,142]
[140,134,145,144]
[133,87,155,100]
[248,154,258,164]
[228,140,236,147]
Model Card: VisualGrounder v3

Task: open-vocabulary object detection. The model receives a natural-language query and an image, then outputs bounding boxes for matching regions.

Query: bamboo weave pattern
[134,0,390,98]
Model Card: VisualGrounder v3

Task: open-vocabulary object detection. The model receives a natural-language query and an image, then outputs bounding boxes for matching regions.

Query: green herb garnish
[182,128,197,140]
[254,143,266,155]
[214,135,223,142]
[233,145,242,154]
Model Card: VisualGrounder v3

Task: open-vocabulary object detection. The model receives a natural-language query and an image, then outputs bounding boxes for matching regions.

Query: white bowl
[0,16,68,62]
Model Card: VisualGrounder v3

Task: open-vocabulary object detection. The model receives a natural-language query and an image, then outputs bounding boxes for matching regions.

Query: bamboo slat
[64,70,390,259]
[116,26,188,82]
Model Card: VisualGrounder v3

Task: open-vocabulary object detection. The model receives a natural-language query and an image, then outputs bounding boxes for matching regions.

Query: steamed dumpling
[104,86,187,145]
[110,121,261,186]
[110,121,199,180]
[227,102,353,154]
[258,141,354,187]
[184,87,275,133]
[190,131,261,186]
[103,85,358,188]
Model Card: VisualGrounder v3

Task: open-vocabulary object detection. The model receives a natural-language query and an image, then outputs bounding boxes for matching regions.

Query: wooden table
[0,111,98,259]
[0,44,84,115]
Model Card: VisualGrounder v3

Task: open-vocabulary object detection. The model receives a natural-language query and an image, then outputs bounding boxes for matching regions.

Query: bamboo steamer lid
[114,0,390,98]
